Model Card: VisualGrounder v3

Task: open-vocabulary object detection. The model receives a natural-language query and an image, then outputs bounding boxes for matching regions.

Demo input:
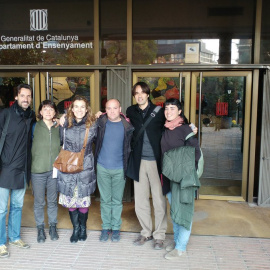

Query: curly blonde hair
[66,95,95,128]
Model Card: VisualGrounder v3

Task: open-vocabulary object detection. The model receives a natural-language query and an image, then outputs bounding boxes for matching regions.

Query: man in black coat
[0,84,35,258]
[126,82,167,250]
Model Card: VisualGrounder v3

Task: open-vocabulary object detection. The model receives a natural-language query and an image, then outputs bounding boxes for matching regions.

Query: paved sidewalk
[1,227,270,270]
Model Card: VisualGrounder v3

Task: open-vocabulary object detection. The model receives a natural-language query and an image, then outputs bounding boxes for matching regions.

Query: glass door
[0,72,39,111]
[39,72,96,114]
[190,71,252,201]
[133,72,191,118]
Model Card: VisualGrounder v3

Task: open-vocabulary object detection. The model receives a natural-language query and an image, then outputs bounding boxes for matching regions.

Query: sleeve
[126,107,130,118]
[59,125,64,146]
[185,135,201,170]
[0,109,5,135]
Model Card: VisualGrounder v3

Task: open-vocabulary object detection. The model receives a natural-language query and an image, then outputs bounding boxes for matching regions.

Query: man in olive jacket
[126,82,167,250]
[0,84,35,258]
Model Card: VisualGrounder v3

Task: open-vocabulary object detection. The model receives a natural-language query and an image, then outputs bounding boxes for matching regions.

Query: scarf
[13,100,33,119]
[164,116,184,130]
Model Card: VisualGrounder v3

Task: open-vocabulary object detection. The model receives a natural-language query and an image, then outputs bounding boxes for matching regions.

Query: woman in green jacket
[161,98,201,260]
[31,100,61,243]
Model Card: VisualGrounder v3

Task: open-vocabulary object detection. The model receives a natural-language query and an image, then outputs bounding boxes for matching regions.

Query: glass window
[51,76,91,114]
[136,76,185,110]
[100,0,127,64]
[0,77,26,109]
[196,75,245,197]
[0,0,94,65]
[261,0,270,64]
[133,0,255,65]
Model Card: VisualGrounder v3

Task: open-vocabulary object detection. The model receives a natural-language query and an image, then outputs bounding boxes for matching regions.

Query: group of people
[0,82,201,261]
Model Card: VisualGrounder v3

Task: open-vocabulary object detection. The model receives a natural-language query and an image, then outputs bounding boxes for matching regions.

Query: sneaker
[0,245,9,258]
[99,229,111,242]
[165,249,186,260]
[9,239,30,249]
[111,230,120,242]
[154,239,164,250]
[165,241,176,252]
[133,235,153,246]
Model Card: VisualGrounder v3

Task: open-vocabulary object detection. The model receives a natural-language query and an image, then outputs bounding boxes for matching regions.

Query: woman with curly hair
[57,95,97,243]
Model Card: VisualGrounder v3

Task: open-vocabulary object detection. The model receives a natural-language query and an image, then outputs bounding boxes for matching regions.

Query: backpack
[185,132,204,178]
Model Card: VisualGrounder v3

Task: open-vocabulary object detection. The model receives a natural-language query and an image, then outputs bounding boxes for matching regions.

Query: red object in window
[64,101,72,109]
[9,101,15,107]
[216,102,228,116]
[155,102,164,107]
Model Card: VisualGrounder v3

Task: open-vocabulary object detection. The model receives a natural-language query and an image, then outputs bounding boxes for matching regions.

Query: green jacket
[31,120,61,173]
[162,146,201,230]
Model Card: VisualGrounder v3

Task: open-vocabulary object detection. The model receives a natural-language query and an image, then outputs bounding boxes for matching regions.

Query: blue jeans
[0,183,26,246]
[167,191,192,251]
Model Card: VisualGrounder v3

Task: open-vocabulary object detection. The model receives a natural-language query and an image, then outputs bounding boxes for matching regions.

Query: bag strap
[0,110,11,155]
[131,106,161,149]
[63,127,89,151]
[82,128,89,149]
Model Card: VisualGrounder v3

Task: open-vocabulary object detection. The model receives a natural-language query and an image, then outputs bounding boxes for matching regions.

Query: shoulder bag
[53,127,89,174]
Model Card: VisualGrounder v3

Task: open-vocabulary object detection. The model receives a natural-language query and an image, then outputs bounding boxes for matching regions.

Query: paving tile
[1,228,270,270]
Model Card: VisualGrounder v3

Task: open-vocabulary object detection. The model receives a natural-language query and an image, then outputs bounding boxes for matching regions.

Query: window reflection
[137,77,185,109]
[51,77,91,114]
[133,0,254,65]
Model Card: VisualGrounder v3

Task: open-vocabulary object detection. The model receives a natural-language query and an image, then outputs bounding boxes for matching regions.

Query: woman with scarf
[161,98,201,260]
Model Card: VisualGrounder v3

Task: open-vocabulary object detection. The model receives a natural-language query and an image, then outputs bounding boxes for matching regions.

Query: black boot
[37,225,46,243]
[78,211,88,241]
[69,210,80,243]
[49,223,59,241]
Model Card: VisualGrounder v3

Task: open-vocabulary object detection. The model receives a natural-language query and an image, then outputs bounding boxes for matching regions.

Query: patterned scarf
[164,116,184,130]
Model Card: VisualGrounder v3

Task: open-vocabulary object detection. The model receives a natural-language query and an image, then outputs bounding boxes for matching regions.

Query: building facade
[0,0,270,205]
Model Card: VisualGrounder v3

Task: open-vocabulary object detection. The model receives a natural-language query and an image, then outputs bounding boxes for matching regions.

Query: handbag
[53,127,89,174]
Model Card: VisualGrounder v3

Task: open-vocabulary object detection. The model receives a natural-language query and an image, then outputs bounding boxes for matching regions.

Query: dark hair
[132,82,150,96]
[164,98,189,124]
[37,100,58,120]
[67,95,96,128]
[16,84,33,97]
[164,98,182,110]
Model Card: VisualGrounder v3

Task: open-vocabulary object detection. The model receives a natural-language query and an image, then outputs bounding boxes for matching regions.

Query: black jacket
[126,102,165,181]
[0,102,35,189]
[95,113,134,176]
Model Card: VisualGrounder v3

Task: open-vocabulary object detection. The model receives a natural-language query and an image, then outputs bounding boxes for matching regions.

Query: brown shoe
[133,235,153,246]
[154,239,164,250]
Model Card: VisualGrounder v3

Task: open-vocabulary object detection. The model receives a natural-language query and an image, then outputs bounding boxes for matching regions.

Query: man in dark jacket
[0,84,35,258]
[95,99,134,243]
[126,82,167,250]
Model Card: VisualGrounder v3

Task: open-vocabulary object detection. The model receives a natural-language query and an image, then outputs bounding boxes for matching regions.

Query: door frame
[38,71,97,113]
[133,72,191,119]
[133,70,253,201]
[190,71,252,201]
